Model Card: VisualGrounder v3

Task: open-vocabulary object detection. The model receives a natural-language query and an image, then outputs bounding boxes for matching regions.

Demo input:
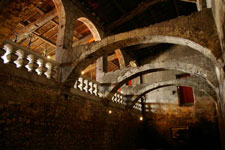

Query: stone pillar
[53,0,76,82]
[206,0,212,8]
[96,54,108,82]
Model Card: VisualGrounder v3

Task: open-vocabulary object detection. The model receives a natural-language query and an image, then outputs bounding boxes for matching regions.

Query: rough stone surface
[0,73,140,150]
[139,91,221,150]
[123,77,217,106]
[63,9,221,84]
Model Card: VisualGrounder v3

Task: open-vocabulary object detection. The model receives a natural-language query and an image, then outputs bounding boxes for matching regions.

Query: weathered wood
[83,54,118,73]
[106,0,164,31]
[33,32,56,48]
[16,9,57,42]
[72,34,93,47]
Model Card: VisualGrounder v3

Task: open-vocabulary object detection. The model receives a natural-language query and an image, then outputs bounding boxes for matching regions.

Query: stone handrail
[0,39,59,80]
[112,92,126,105]
[74,76,128,106]
[74,76,101,97]
[133,99,142,111]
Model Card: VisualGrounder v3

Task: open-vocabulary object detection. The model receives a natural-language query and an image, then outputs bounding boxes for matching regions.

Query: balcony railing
[0,40,140,111]
[0,39,59,80]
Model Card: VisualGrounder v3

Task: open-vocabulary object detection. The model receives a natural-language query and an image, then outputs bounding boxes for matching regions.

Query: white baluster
[25,54,34,72]
[117,94,120,103]
[14,50,24,68]
[112,95,115,102]
[93,83,98,96]
[35,59,44,75]
[74,80,78,89]
[115,94,118,103]
[44,62,52,79]
[78,77,84,91]
[88,82,93,94]
[83,79,88,93]
[1,44,13,64]
[120,95,124,104]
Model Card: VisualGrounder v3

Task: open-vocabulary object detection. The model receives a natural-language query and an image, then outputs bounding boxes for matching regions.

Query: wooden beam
[35,7,45,15]
[106,0,164,31]
[83,54,118,73]
[16,9,57,42]
[33,32,56,48]
[78,28,90,35]
[42,25,57,36]
[72,34,93,47]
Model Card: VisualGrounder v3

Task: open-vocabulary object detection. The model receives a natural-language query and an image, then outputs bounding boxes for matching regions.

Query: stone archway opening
[74,17,126,80]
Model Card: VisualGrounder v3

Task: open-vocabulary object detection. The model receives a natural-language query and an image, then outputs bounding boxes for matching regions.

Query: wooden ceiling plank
[106,0,164,31]
[78,28,90,35]
[33,32,56,48]
[16,9,57,42]
[83,53,118,73]
[35,7,45,15]
[72,34,93,47]
[42,25,57,36]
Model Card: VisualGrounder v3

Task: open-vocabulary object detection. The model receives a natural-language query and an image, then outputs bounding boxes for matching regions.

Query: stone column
[96,54,108,82]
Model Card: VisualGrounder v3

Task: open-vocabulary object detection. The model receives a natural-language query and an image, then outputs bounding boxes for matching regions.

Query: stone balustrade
[112,93,126,105]
[1,40,140,111]
[133,100,142,111]
[74,76,128,106]
[132,98,149,112]
[0,39,59,80]
[74,76,101,97]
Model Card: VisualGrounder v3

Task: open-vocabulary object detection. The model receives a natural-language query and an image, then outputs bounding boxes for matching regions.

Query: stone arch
[63,10,221,84]
[65,10,221,82]
[125,77,218,108]
[101,61,217,99]
[77,17,126,76]
[52,0,73,62]
[77,17,101,41]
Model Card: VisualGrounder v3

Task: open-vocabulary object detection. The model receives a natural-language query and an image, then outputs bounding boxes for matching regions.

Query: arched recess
[125,77,218,108]
[101,61,217,99]
[77,17,101,41]
[76,17,126,79]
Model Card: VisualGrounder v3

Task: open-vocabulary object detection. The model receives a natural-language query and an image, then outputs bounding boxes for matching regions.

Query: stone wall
[136,91,221,150]
[0,63,222,150]
[0,73,140,150]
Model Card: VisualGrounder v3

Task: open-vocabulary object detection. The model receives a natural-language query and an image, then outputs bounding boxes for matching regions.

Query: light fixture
[108,110,112,114]
[81,71,85,75]
[139,116,143,121]
[47,56,51,59]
